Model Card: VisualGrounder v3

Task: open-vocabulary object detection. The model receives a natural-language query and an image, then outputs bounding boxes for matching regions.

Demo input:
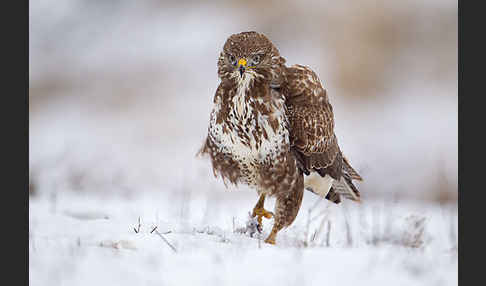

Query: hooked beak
[237,58,247,76]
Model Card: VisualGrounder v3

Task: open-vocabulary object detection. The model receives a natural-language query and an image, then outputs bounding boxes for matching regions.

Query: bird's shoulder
[283,64,329,107]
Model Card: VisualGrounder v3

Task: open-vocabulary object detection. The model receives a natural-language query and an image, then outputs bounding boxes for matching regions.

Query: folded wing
[283,65,362,203]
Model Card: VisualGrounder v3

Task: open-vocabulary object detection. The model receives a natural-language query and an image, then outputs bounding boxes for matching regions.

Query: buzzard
[199,31,362,244]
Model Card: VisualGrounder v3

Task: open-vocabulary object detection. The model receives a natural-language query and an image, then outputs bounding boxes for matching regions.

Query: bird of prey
[198,31,362,244]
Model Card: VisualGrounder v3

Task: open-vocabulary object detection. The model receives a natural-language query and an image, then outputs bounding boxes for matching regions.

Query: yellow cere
[238,58,247,67]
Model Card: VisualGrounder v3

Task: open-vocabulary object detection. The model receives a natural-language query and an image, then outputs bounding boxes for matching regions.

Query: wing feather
[284,64,362,201]
[284,64,339,172]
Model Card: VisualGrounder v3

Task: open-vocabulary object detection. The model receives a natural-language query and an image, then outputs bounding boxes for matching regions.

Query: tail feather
[304,154,362,203]
[331,174,361,202]
[343,156,362,181]
[325,188,342,204]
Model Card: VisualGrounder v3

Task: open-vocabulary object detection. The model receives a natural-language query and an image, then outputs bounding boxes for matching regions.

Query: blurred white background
[29,0,457,203]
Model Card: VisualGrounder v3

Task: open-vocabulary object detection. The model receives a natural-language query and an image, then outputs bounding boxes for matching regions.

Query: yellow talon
[251,194,274,233]
[264,228,277,245]
[264,237,276,245]
[252,207,274,225]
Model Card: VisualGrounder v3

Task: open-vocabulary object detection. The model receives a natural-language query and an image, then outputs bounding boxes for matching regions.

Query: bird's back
[282,64,362,202]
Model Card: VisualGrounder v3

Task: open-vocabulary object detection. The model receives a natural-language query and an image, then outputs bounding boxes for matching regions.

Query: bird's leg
[264,179,304,245]
[264,224,281,245]
[251,194,274,229]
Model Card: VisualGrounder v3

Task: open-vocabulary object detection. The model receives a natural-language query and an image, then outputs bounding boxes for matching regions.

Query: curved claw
[252,208,274,233]
[252,208,274,225]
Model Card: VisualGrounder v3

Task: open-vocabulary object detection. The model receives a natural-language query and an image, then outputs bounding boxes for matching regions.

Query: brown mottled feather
[283,64,362,201]
[284,65,339,173]
[199,31,362,244]
[325,188,342,204]
[343,155,363,181]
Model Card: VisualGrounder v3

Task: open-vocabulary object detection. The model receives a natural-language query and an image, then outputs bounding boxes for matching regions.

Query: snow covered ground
[28,94,458,285]
[29,188,457,286]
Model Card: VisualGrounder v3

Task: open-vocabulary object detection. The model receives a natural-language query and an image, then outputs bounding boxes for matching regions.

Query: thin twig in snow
[343,207,353,247]
[313,208,330,244]
[325,220,331,247]
[310,229,318,243]
[304,208,312,247]
[133,217,141,233]
[154,229,177,253]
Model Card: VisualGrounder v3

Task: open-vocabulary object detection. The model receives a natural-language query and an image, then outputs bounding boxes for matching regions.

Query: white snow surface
[29,190,457,286]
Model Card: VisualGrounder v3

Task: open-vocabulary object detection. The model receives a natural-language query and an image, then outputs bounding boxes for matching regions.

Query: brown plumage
[198,31,362,244]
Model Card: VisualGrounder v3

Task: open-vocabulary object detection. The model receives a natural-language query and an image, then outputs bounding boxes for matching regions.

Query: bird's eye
[250,54,263,66]
[228,54,237,66]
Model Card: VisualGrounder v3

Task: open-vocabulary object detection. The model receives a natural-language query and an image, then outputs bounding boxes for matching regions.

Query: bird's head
[217,31,286,88]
